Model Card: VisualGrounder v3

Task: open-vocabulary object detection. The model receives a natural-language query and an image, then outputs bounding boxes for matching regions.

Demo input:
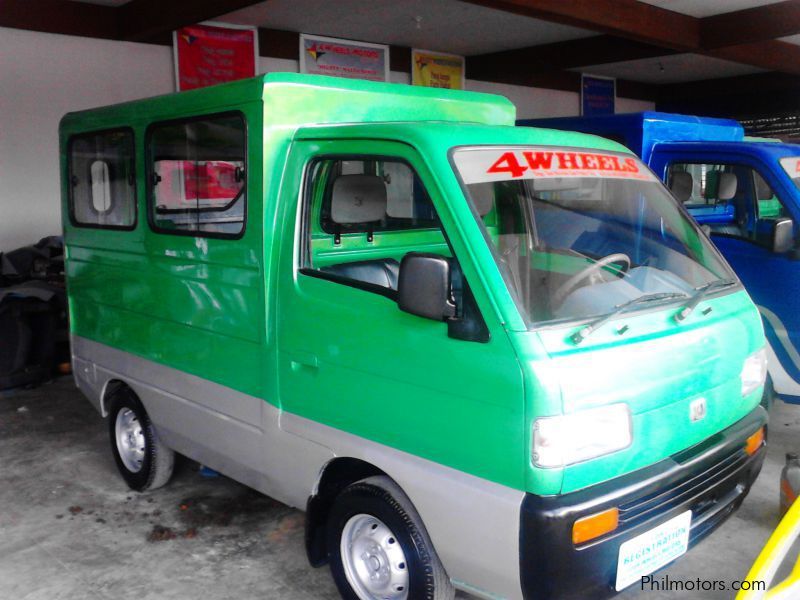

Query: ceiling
[637,0,787,17]
[219,0,597,56]
[4,0,800,114]
[215,0,796,84]
[575,54,766,85]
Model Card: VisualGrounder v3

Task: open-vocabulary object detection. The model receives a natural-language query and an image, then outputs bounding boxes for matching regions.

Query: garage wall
[0,28,175,253]
[0,27,654,252]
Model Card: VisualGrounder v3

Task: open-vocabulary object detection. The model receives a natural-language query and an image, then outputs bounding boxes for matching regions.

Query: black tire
[327,476,454,600]
[107,386,174,492]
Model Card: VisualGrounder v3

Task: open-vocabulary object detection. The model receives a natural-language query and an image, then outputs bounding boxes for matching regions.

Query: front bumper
[519,406,768,600]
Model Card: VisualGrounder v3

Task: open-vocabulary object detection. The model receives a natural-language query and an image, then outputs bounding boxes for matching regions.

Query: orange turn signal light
[745,427,765,457]
[572,507,619,545]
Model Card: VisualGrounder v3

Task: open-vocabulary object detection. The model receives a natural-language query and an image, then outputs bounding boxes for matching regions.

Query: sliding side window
[68,129,136,229]
[148,113,246,238]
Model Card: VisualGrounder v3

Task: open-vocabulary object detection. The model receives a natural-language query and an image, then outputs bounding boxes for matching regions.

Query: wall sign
[581,74,616,116]
[173,22,258,91]
[299,34,389,82]
[412,49,464,90]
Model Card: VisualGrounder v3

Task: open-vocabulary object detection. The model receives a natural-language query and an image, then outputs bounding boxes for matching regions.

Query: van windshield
[453,146,734,325]
[779,156,800,190]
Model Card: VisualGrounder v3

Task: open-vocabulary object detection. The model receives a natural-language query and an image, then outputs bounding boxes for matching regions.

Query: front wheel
[108,387,174,491]
[327,476,454,600]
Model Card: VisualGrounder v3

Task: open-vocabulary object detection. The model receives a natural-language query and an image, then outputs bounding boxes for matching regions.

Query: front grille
[616,447,749,530]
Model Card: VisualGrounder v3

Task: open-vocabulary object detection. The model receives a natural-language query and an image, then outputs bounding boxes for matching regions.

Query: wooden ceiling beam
[462,0,800,77]
[656,71,800,118]
[118,0,266,42]
[701,0,800,49]
[708,39,800,76]
[468,35,678,80]
[0,0,118,39]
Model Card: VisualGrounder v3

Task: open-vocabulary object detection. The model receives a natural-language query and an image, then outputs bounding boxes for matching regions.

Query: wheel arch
[99,378,133,417]
[305,456,389,566]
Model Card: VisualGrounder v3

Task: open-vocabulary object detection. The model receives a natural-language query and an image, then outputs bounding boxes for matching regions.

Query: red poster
[174,23,258,91]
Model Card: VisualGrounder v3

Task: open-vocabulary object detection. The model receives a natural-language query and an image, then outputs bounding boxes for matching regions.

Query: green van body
[61,73,768,599]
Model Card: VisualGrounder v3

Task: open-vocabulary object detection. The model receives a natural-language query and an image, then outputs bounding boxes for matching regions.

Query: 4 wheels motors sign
[300,34,389,82]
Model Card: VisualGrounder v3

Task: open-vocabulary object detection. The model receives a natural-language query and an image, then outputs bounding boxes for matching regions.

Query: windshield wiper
[571,292,688,345]
[674,278,738,322]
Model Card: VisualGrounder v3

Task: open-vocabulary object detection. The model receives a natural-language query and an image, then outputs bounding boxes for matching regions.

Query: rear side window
[148,113,246,238]
[68,129,136,229]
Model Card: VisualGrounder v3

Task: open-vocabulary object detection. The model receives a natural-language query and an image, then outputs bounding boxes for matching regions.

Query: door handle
[287,351,319,371]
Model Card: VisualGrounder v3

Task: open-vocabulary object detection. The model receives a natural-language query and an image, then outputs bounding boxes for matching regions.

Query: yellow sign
[412,49,464,90]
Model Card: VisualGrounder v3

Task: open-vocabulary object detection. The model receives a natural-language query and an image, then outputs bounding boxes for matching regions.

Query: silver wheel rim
[115,408,145,473]
[340,514,409,600]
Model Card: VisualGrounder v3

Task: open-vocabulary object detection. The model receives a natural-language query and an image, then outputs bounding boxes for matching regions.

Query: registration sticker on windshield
[454,147,658,184]
[615,510,692,591]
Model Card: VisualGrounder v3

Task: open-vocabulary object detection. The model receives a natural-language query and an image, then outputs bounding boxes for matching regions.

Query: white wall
[0,27,654,252]
[0,27,175,252]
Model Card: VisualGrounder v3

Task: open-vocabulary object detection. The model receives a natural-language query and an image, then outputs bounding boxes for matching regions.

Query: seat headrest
[331,175,387,224]
[469,183,495,216]
[669,171,693,203]
[718,172,738,201]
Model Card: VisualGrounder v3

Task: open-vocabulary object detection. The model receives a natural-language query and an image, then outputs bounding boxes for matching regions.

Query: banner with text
[300,34,389,82]
[412,49,464,89]
[174,23,258,91]
[581,74,616,116]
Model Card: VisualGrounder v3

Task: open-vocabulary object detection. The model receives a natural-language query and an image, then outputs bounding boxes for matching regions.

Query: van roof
[59,72,516,133]
[294,121,634,156]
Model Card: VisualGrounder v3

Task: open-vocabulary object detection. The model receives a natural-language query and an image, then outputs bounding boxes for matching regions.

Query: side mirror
[397,253,456,321]
[773,218,795,254]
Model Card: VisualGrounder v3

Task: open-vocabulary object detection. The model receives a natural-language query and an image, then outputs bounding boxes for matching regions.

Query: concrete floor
[1,377,798,600]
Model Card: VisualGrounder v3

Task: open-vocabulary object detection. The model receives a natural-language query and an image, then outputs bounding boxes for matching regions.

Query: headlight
[741,347,767,397]
[532,404,632,468]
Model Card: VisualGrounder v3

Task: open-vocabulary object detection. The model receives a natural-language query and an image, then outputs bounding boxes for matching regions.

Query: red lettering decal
[623,157,639,172]
[522,151,555,170]
[583,154,600,169]
[487,152,527,178]
[600,156,616,170]
[557,152,579,169]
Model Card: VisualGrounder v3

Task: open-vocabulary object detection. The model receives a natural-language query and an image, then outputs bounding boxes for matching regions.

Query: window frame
[145,110,248,240]
[298,152,447,301]
[67,126,137,231]
[313,154,441,236]
[667,158,791,247]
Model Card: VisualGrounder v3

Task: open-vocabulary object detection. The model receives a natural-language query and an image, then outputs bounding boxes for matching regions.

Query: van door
[657,150,800,400]
[273,139,525,488]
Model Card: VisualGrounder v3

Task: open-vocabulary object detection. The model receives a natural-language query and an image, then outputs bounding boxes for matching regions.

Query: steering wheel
[553,253,631,306]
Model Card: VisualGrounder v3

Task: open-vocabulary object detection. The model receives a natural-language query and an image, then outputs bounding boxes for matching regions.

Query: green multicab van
[61,73,768,600]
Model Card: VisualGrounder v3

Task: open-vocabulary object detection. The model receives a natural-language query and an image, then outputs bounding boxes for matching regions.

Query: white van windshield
[453,147,735,325]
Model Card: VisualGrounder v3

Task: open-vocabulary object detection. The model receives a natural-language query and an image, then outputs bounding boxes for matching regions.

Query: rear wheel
[108,387,174,491]
[327,476,454,600]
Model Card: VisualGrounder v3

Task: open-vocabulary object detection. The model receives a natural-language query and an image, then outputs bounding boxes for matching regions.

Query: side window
[148,113,246,237]
[753,171,787,220]
[668,162,791,247]
[68,129,136,229]
[302,156,450,293]
[319,159,438,236]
